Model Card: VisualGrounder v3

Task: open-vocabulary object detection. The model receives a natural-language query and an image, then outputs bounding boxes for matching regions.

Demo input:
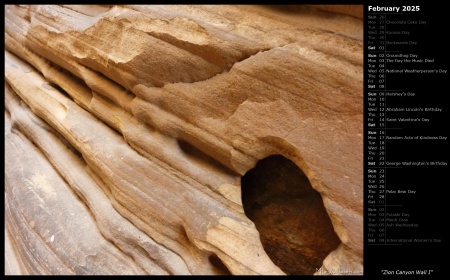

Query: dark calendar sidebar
[364,1,448,277]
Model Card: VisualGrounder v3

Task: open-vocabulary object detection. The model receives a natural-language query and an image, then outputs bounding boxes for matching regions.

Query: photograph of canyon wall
[4,5,363,275]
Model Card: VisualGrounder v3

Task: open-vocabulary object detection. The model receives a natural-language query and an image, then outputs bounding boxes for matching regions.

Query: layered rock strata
[4,5,363,275]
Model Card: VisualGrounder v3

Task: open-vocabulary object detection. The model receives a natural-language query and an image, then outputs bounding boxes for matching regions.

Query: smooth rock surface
[5,5,363,275]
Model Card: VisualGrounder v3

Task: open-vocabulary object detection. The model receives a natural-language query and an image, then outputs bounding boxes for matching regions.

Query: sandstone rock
[4,5,363,275]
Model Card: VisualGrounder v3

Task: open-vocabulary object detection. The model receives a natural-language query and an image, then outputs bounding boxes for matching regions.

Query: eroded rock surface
[4,5,363,275]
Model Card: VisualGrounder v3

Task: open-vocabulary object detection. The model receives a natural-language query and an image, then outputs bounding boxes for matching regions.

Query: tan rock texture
[4,5,363,275]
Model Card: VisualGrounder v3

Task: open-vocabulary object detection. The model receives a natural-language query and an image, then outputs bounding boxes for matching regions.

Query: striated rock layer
[4,5,363,275]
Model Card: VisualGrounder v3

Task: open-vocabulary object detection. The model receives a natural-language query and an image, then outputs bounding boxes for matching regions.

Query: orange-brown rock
[4,5,363,275]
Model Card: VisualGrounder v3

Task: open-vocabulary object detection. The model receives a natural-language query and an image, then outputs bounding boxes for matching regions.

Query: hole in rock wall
[208,254,231,275]
[241,155,341,275]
